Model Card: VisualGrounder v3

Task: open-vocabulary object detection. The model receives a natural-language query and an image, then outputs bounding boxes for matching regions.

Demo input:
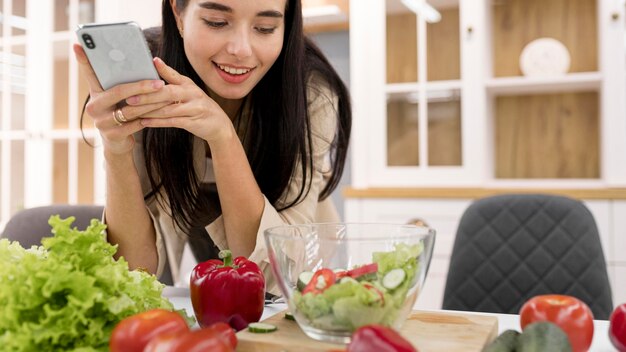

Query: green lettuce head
[0,215,173,351]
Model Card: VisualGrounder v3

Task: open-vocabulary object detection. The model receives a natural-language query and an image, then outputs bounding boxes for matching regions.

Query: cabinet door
[351,0,484,187]
[0,0,160,229]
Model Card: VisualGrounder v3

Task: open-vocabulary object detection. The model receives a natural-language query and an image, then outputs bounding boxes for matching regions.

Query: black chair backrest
[2,204,105,248]
[1,204,174,286]
[442,194,613,320]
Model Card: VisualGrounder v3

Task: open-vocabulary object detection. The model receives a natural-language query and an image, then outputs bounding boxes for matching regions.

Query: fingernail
[127,96,139,104]
[153,80,164,89]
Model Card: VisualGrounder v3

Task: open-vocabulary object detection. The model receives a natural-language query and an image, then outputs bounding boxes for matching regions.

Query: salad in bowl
[264,223,435,343]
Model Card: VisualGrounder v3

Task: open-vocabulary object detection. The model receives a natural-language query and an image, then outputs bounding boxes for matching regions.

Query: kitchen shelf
[486,72,602,96]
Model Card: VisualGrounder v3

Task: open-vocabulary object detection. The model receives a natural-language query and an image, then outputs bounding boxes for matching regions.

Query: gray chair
[442,194,613,320]
[1,204,174,285]
[2,204,105,248]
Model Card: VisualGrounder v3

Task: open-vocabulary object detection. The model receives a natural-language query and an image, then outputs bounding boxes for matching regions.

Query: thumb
[73,43,104,93]
[153,57,189,85]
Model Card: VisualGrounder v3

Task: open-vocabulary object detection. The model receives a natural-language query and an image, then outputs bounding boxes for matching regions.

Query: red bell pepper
[610,303,626,351]
[347,325,417,352]
[143,322,237,352]
[190,249,265,331]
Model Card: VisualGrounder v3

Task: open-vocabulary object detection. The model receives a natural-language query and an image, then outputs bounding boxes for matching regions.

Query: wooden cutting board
[236,310,498,352]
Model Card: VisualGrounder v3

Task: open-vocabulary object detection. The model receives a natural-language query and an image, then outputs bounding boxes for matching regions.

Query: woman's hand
[132,58,235,147]
[72,44,168,155]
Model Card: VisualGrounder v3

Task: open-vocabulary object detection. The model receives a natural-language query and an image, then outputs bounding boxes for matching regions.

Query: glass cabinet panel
[78,138,95,203]
[10,140,25,211]
[427,89,461,166]
[386,0,417,83]
[54,0,96,32]
[9,44,26,130]
[387,91,419,166]
[386,89,462,167]
[54,0,70,32]
[12,0,26,36]
[426,1,460,81]
[52,140,69,203]
[0,1,3,37]
[53,41,70,129]
[386,0,461,83]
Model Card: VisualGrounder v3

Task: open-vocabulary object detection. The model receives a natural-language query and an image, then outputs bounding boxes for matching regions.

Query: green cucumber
[296,271,314,291]
[339,277,359,284]
[248,322,278,333]
[284,312,295,321]
[355,272,378,282]
[482,330,520,352]
[382,268,406,290]
[516,322,572,352]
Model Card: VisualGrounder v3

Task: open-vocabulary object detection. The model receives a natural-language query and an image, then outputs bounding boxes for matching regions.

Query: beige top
[130,75,340,293]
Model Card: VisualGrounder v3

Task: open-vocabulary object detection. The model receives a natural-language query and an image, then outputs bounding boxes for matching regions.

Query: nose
[226,27,252,59]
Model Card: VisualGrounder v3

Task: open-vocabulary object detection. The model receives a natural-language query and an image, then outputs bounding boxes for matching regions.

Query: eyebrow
[198,1,284,18]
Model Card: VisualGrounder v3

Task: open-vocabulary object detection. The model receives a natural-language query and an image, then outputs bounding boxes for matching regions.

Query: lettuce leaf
[0,215,174,351]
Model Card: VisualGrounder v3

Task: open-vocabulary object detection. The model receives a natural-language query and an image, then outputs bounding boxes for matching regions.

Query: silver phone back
[76,22,159,90]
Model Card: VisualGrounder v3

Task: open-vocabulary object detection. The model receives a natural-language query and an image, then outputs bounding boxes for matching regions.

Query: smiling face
[173,0,286,101]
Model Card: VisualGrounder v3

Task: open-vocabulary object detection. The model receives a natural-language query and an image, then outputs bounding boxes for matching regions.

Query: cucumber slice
[339,276,358,284]
[296,271,314,291]
[382,268,406,290]
[248,322,278,333]
[284,312,295,321]
[355,272,378,282]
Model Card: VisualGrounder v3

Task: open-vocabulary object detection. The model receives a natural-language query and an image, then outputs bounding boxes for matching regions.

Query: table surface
[163,287,614,351]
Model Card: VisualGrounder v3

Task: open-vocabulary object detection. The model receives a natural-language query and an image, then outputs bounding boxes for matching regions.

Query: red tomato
[610,303,626,351]
[302,268,336,294]
[346,263,379,279]
[363,282,385,305]
[519,295,594,352]
[109,309,189,352]
[144,324,236,352]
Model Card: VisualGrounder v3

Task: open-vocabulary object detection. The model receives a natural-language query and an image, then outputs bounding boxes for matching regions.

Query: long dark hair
[143,0,351,232]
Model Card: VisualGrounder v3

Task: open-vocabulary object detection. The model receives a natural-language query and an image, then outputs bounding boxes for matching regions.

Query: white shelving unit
[0,0,161,232]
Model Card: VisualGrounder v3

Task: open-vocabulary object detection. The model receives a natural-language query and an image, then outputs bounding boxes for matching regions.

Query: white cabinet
[349,0,626,188]
[0,0,161,231]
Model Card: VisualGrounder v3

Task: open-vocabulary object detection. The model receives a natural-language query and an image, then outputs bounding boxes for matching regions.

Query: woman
[73,0,351,291]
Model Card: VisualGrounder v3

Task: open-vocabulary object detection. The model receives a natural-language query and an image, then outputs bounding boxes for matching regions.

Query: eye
[202,19,227,28]
[255,27,276,34]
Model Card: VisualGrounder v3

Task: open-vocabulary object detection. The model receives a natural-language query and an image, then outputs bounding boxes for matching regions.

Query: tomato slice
[302,268,336,294]
[346,263,378,279]
[109,309,189,352]
[519,294,594,352]
[362,283,385,305]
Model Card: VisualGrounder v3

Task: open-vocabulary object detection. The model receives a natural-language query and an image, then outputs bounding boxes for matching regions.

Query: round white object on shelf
[519,37,571,77]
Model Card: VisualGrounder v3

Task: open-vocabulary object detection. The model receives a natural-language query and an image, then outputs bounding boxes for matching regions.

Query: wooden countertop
[342,187,626,200]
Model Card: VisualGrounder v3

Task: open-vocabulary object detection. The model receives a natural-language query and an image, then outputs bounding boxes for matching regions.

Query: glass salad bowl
[264,223,435,344]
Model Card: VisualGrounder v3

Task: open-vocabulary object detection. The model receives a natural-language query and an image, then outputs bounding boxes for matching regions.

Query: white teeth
[218,64,251,75]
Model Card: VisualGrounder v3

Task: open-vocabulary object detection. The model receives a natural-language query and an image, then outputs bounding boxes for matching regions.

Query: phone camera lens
[82,34,95,49]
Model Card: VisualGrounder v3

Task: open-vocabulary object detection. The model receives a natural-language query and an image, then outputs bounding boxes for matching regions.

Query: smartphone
[76,21,159,90]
